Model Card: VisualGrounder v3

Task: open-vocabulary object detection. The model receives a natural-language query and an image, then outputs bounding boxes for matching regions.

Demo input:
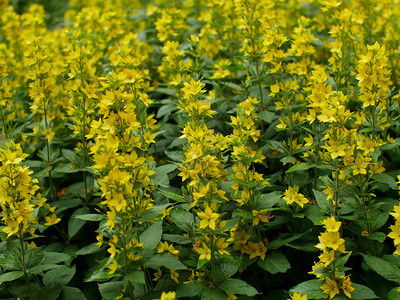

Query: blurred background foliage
[10,0,69,28]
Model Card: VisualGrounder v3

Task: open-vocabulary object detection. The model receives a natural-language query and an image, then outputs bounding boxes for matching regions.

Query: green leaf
[145,253,188,270]
[257,191,283,209]
[54,163,81,173]
[372,173,397,190]
[61,149,77,162]
[165,150,184,162]
[313,189,330,213]
[287,162,314,173]
[258,251,290,274]
[268,232,307,250]
[0,271,24,285]
[366,232,386,243]
[33,285,63,300]
[232,208,253,220]
[176,281,205,298]
[43,265,76,286]
[258,110,276,123]
[68,207,90,239]
[162,234,192,244]
[218,279,258,296]
[61,286,88,300]
[289,279,325,299]
[157,188,187,203]
[151,164,178,187]
[30,264,60,274]
[170,207,194,232]
[214,256,242,282]
[75,243,104,256]
[201,287,228,300]
[125,270,146,284]
[75,214,104,221]
[304,204,324,225]
[43,252,72,264]
[351,283,378,299]
[98,282,126,300]
[363,255,400,282]
[389,287,400,300]
[140,220,162,250]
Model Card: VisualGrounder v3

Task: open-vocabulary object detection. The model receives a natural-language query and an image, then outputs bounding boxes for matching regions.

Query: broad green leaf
[363,255,400,282]
[201,287,228,300]
[43,265,76,286]
[176,281,205,298]
[151,164,178,187]
[75,243,104,256]
[145,253,188,270]
[68,207,90,239]
[280,156,298,165]
[43,252,72,264]
[304,204,324,225]
[125,271,146,284]
[34,285,63,300]
[258,251,290,274]
[165,150,184,162]
[287,162,314,173]
[98,282,126,300]
[139,220,162,250]
[218,279,258,296]
[214,256,242,282]
[258,110,276,123]
[389,287,400,300]
[289,279,325,299]
[313,189,330,213]
[75,214,104,221]
[162,234,192,244]
[366,232,386,243]
[232,208,253,220]
[85,267,113,282]
[54,163,81,173]
[170,207,194,232]
[157,188,187,203]
[30,263,60,274]
[61,149,77,162]
[372,173,397,190]
[0,271,24,285]
[257,191,283,209]
[268,232,307,250]
[61,286,88,300]
[351,283,378,299]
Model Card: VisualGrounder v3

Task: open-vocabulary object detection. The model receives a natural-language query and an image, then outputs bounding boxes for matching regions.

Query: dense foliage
[1,0,400,299]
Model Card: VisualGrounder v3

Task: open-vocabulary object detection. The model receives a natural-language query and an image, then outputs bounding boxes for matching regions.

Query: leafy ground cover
[1,0,400,299]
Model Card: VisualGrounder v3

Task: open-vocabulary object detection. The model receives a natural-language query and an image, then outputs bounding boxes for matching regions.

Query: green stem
[19,235,33,300]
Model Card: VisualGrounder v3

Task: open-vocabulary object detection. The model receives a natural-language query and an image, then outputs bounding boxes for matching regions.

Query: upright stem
[19,235,33,300]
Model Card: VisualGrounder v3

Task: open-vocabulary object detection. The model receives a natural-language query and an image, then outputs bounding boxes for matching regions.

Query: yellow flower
[252,209,270,226]
[170,270,179,284]
[245,241,267,260]
[289,292,308,300]
[388,225,400,246]
[283,186,309,208]
[196,242,212,260]
[216,238,230,256]
[321,277,340,299]
[340,275,355,298]
[160,291,176,300]
[316,232,345,251]
[107,260,118,274]
[322,217,341,232]
[197,207,220,230]
[153,269,162,281]
[44,213,61,226]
